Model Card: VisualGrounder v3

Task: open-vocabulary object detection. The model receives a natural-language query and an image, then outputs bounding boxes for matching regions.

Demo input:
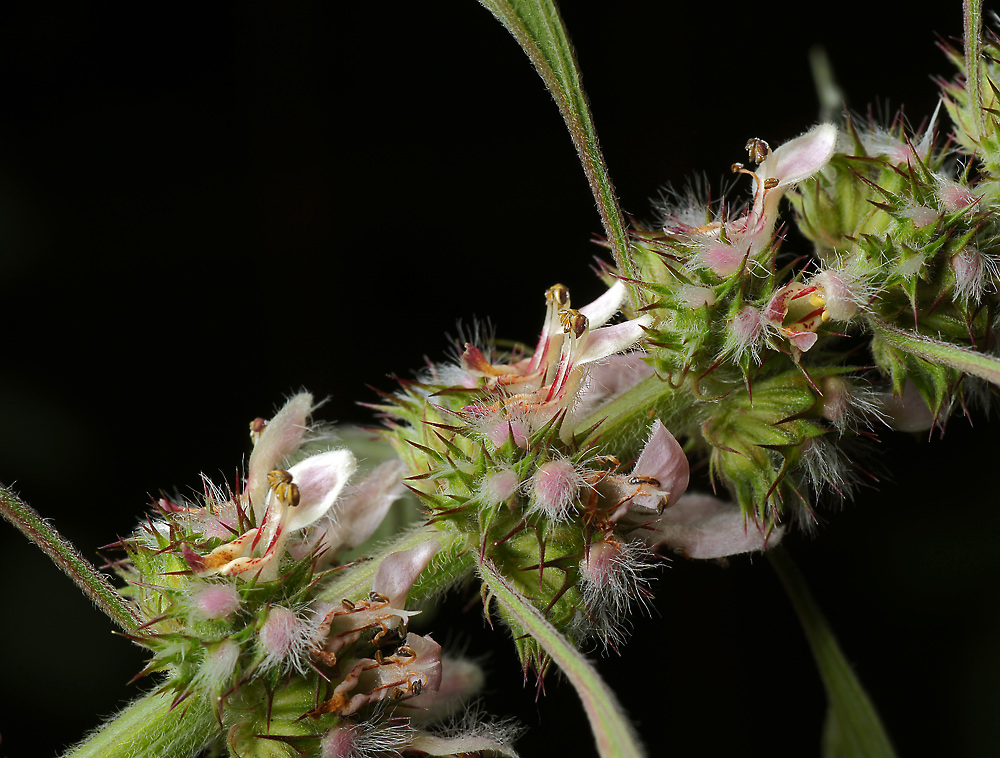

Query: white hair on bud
[409,706,523,758]
[256,605,313,675]
[320,714,411,758]
[576,539,658,652]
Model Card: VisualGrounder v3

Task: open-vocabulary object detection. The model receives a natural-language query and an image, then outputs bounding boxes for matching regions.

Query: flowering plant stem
[479,557,646,758]
[767,547,897,758]
[62,689,215,758]
[476,0,641,309]
[965,0,985,140]
[868,318,1000,387]
[0,483,143,635]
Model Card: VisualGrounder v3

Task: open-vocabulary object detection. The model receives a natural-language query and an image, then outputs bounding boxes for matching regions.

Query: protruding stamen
[745,137,770,164]
[558,308,589,338]
[545,283,571,308]
[267,469,301,507]
[249,417,267,444]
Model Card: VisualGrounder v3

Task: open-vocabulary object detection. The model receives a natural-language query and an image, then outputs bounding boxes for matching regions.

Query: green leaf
[476,0,641,308]
[479,557,646,758]
[768,548,897,758]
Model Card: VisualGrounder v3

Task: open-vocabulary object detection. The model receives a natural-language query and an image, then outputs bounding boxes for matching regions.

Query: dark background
[1,2,997,756]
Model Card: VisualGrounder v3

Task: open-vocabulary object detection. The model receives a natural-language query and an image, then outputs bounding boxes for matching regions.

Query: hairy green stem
[479,557,646,758]
[62,689,216,758]
[476,0,641,309]
[965,0,985,141]
[868,317,1000,387]
[768,548,897,758]
[0,482,143,635]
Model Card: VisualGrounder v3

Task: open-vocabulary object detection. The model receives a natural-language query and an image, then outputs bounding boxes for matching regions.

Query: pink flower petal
[629,420,690,510]
[577,315,652,365]
[284,449,357,532]
[333,460,408,550]
[644,492,783,559]
[764,123,838,188]
[578,281,626,327]
[372,539,441,606]
[247,393,313,518]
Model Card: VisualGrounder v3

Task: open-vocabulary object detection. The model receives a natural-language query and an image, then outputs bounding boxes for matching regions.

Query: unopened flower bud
[480,468,520,508]
[190,583,242,621]
[258,606,308,673]
[529,460,585,521]
[194,639,241,695]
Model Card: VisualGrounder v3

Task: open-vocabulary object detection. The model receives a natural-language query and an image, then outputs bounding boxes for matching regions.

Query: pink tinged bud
[642,492,783,559]
[530,460,585,521]
[677,285,717,308]
[937,180,978,213]
[899,205,938,228]
[247,393,313,516]
[729,305,766,360]
[190,583,242,620]
[321,726,360,758]
[819,376,852,429]
[950,246,997,303]
[484,417,530,450]
[579,541,623,586]
[696,241,746,277]
[194,639,240,694]
[479,468,520,508]
[258,606,307,672]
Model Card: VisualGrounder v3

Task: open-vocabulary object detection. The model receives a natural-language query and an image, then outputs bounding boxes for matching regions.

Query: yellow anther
[558,308,589,338]
[808,292,826,308]
[821,310,831,323]
[545,284,571,308]
[745,137,770,164]
[267,469,300,508]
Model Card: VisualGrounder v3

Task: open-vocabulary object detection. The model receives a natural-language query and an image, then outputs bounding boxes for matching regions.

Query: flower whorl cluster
[377,281,781,670]
[113,394,514,758]
[622,107,1000,528]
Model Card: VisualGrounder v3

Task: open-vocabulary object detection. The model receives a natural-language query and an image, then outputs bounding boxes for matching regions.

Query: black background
[1,2,998,757]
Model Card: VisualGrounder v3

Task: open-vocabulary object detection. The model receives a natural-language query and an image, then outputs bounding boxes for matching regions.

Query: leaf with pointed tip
[769,548,897,758]
[476,0,640,307]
